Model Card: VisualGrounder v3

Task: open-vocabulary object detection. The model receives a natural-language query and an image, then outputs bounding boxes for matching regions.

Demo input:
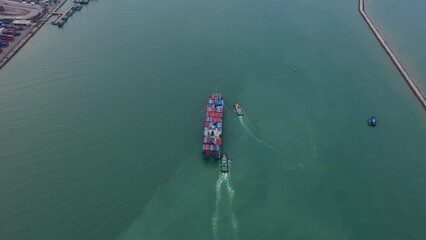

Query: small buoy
[293,68,297,71]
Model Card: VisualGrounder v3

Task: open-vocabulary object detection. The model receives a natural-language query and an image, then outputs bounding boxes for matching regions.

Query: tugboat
[233,102,244,116]
[367,116,377,127]
[220,153,229,172]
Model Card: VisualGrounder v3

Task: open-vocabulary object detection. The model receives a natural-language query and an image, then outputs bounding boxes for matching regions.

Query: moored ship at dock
[74,0,89,4]
[202,93,224,159]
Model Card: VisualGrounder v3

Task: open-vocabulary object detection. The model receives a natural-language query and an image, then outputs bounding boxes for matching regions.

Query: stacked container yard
[202,93,224,159]
[0,24,23,49]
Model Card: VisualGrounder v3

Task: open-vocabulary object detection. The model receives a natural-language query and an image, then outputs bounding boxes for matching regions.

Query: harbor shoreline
[0,0,68,71]
[359,0,426,110]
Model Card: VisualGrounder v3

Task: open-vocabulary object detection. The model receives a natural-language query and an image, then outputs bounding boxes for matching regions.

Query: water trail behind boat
[238,116,257,141]
[212,172,238,240]
[238,116,289,156]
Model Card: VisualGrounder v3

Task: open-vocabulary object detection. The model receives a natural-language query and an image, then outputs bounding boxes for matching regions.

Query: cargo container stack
[202,93,224,159]
[0,25,21,44]
[4,25,25,31]
[0,34,14,42]
[1,29,20,36]
[0,40,9,48]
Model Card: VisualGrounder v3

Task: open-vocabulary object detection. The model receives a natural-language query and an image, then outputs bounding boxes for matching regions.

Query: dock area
[0,0,98,70]
[359,0,426,110]
[51,1,89,27]
[0,0,68,70]
[51,6,76,27]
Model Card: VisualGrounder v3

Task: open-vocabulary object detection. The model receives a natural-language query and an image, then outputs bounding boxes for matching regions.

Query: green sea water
[1,0,426,239]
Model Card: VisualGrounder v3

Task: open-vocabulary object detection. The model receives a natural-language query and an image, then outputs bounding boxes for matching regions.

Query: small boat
[234,102,244,116]
[220,153,229,172]
[57,20,65,27]
[367,116,377,127]
[74,4,82,11]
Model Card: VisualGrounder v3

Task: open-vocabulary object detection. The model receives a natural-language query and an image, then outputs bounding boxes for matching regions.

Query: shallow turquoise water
[1,0,426,239]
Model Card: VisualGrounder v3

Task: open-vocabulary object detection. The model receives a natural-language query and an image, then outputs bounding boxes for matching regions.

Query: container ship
[202,93,224,159]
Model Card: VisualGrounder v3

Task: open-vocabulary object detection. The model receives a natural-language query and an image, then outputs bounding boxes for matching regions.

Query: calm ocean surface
[1,0,426,239]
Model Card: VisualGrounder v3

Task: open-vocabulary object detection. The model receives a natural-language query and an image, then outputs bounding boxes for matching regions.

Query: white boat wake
[212,172,238,240]
[238,116,272,148]
[238,116,289,157]
[238,115,321,170]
